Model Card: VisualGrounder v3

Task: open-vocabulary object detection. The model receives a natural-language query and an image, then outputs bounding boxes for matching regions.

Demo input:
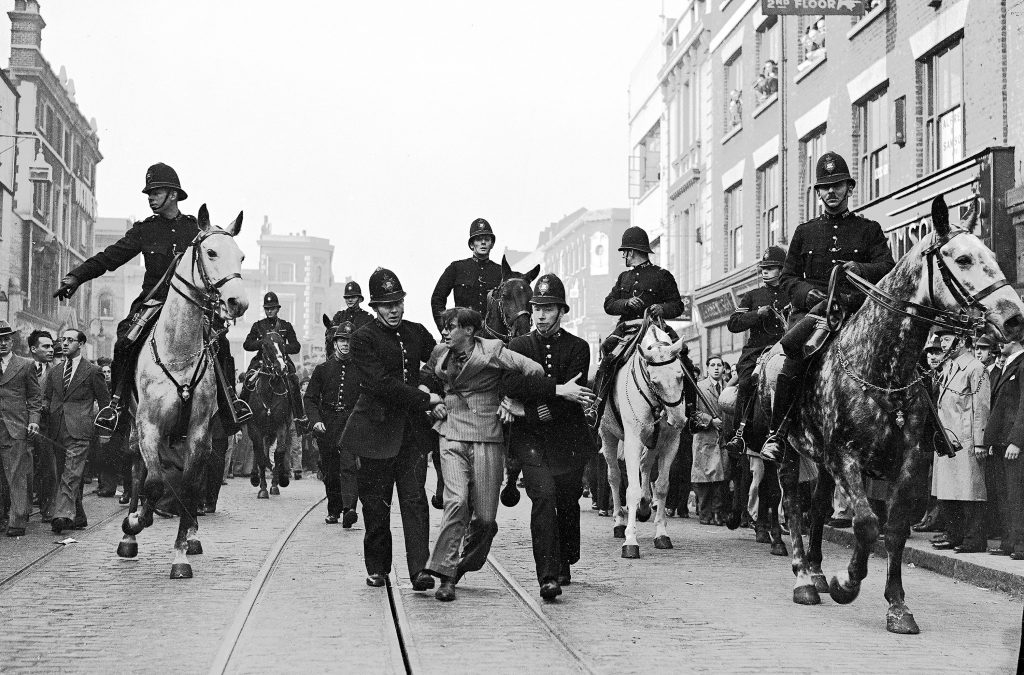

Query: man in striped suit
[423,307,543,601]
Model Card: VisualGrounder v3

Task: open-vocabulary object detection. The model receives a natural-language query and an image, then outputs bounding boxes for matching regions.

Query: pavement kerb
[822,525,1024,598]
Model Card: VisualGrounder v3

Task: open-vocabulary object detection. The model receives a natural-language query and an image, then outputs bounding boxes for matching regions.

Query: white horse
[117,205,248,579]
[599,325,689,558]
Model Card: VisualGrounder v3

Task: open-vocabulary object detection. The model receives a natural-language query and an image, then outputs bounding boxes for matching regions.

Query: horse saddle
[125,299,165,343]
[605,319,647,373]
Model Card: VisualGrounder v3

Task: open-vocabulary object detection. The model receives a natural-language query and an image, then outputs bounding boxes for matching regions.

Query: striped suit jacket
[426,337,542,443]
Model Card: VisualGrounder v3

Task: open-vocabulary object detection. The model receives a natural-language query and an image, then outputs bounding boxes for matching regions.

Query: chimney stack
[8,1,45,69]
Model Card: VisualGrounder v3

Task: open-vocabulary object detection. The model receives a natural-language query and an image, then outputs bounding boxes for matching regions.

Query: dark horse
[754,196,1024,633]
[244,331,293,499]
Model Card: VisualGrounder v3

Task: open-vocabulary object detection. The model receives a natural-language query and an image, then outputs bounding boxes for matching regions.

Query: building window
[753,19,779,104]
[725,53,743,130]
[858,89,890,202]
[726,184,744,270]
[99,292,113,318]
[758,160,781,247]
[798,15,826,70]
[276,262,295,283]
[630,122,661,198]
[707,324,745,358]
[801,128,827,221]
[924,40,964,172]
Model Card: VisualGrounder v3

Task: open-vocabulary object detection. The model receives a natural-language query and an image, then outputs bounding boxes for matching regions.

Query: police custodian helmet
[757,245,787,268]
[530,273,570,312]
[142,162,188,200]
[368,267,407,306]
[467,218,496,246]
[263,291,281,309]
[617,226,654,254]
[343,281,363,299]
[814,151,855,189]
[332,321,356,340]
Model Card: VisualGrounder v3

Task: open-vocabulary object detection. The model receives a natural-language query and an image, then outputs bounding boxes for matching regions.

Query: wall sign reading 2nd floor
[762,0,867,15]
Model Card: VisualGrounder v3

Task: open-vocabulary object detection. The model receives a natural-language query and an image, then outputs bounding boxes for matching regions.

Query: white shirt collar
[1004,349,1024,370]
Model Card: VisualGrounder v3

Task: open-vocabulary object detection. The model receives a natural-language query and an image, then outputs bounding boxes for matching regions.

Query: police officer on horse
[430,218,503,332]
[242,291,308,432]
[760,152,896,461]
[326,281,373,357]
[53,163,251,432]
[591,225,695,423]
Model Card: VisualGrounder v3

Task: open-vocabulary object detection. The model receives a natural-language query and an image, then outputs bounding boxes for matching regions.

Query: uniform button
[831,260,836,263]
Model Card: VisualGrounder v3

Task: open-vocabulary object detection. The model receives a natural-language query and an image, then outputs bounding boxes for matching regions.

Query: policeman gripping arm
[430,263,458,330]
[352,328,434,412]
[726,290,762,333]
[55,224,144,299]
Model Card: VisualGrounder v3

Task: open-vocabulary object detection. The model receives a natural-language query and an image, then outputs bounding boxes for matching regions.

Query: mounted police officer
[53,162,251,432]
[243,291,308,431]
[430,218,503,332]
[326,280,373,358]
[590,225,694,423]
[760,151,896,462]
[305,321,360,527]
[722,245,788,456]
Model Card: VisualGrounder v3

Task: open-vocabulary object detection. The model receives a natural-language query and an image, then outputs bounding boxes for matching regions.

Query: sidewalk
[822,525,1024,598]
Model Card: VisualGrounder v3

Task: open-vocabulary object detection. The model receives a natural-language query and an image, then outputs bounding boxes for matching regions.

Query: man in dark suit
[306,322,361,526]
[0,321,42,537]
[983,338,1024,558]
[501,274,597,600]
[27,330,56,520]
[339,268,444,589]
[43,330,110,534]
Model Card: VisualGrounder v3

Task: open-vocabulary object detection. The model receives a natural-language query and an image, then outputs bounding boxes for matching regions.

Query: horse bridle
[171,229,242,312]
[631,340,685,417]
[484,283,531,341]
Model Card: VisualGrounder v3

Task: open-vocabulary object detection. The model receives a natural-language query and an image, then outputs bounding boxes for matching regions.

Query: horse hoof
[828,575,861,605]
[257,490,269,500]
[621,544,641,559]
[500,483,520,507]
[770,541,789,557]
[613,525,626,539]
[121,517,135,536]
[250,471,260,487]
[637,501,652,523]
[725,511,742,530]
[187,540,203,556]
[792,585,821,605]
[116,541,138,558]
[170,563,193,579]
[653,535,673,549]
[812,574,829,594]
[886,606,921,635]
[278,473,290,488]
[270,486,280,496]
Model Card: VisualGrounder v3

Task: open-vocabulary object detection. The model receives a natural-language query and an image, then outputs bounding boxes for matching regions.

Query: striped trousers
[426,440,504,578]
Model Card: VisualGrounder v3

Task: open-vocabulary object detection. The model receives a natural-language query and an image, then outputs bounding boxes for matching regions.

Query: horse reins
[484,284,531,341]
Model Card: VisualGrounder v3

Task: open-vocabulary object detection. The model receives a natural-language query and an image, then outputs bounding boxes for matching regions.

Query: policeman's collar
[334,352,351,363]
[821,208,851,221]
[536,326,562,340]
[375,317,402,331]
[632,261,652,270]
[471,253,491,263]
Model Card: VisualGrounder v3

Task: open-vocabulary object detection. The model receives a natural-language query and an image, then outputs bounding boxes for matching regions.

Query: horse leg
[118,445,146,559]
[621,434,644,558]
[602,432,626,539]
[184,433,209,557]
[252,432,270,499]
[122,422,162,540]
[779,456,817,604]
[827,458,877,605]
[637,446,655,523]
[762,462,787,555]
[882,447,929,634]
[653,440,678,549]
[806,468,834,594]
[170,508,194,579]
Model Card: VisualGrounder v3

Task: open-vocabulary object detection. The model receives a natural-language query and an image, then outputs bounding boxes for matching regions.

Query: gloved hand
[757,306,771,317]
[842,261,863,277]
[54,274,80,300]
[648,303,664,318]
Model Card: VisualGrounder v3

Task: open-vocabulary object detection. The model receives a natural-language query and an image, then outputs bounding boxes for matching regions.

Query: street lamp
[0,132,53,185]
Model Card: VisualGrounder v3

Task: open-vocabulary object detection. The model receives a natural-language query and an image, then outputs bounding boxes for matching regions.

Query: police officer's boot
[288,375,309,434]
[723,395,751,458]
[760,372,801,462]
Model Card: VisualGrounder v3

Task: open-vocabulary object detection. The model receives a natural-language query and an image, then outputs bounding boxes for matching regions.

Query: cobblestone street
[0,471,1020,673]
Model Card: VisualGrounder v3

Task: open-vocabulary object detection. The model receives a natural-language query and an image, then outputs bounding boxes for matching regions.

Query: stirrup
[760,433,784,463]
[723,427,747,457]
[95,401,122,433]
[583,401,599,429]
[232,400,254,424]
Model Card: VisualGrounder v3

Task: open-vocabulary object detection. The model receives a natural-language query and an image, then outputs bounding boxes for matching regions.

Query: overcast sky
[2,1,664,326]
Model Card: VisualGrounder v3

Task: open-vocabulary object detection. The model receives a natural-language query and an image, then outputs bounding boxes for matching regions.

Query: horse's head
[195,204,248,319]
[259,330,288,377]
[923,196,1024,343]
[486,255,541,341]
[639,325,688,427]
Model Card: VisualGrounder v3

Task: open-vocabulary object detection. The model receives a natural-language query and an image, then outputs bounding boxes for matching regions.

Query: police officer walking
[53,163,251,432]
[243,292,308,431]
[305,322,360,527]
[501,274,597,600]
[722,245,788,455]
[760,152,896,461]
[430,218,503,332]
[339,267,444,591]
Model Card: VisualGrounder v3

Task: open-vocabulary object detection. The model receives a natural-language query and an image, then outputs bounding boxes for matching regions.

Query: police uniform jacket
[69,213,199,312]
[331,306,374,331]
[502,329,597,470]
[243,317,301,362]
[603,262,683,323]
[430,257,502,330]
[339,319,437,460]
[727,285,787,352]
[304,356,361,448]
[780,210,895,314]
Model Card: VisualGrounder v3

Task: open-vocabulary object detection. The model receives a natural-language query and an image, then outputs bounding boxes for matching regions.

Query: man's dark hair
[441,307,483,334]
[27,330,53,349]
[706,354,724,367]
[64,329,86,344]
[96,356,113,367]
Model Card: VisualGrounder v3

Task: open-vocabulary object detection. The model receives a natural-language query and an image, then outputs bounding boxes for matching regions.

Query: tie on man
[63,359,72,392]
